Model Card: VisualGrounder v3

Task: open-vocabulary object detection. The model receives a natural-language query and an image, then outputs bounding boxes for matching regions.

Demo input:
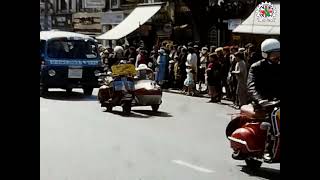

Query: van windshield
[47,39,98,59]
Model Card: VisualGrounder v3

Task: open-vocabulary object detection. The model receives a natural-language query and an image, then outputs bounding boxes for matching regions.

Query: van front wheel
[245,158,262,169]
[83,88,93,96]
[40,86,48,96]
[66,88,72,94]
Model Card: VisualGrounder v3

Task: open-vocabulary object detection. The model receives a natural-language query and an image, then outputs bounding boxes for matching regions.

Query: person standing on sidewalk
[221,46,232,100]
[215,47,224,101]
[126,46,137,64]
[187,47,198,92]
[156,48,169,88]
[232,52,248,108]
[199,46,209,92]
[187,47,198,77]
[193,44,201,83]
[135,49,147,68]
[169,44,178,60]
[210,45,217,54]
[173,55,180,89]
[168,59,176,88]
[206,53,222,103]
[245,43,261,69]
[184,63,195,96]
[178,47,188,91]
[229,46,239,105]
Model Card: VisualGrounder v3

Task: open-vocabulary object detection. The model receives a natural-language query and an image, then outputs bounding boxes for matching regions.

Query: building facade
[40,0,54,30]
[41,0,268,48]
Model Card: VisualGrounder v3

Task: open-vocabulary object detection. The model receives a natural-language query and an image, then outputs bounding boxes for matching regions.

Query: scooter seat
[240,104,265,119]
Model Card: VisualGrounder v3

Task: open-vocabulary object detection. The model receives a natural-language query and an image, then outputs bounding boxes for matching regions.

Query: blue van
[40,30,103,96]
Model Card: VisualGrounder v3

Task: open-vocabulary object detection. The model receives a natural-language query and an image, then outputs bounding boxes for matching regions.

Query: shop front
[40,15,52,30]
[96,3,170,50]
[72,12,103,36]
[51,13,73,31]
[172,1,193,45]
[151,7,173,48]
[100,11,125,47]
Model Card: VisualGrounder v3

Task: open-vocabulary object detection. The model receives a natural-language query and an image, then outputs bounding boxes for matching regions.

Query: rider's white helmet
[261,38,280,58]
[136,64,150,71]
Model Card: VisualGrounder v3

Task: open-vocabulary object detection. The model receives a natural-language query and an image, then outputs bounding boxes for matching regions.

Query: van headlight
[94,70,100,76]
[48,69,56,76]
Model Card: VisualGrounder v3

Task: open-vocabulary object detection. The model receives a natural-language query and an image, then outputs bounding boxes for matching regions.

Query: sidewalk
[162,88,205,97]
[163,88,238,109]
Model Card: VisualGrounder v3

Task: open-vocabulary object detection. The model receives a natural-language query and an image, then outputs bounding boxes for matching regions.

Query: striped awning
[96,4,162,40]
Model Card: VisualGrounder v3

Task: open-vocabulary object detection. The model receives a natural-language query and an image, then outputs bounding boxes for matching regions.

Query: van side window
[47,39,98,59]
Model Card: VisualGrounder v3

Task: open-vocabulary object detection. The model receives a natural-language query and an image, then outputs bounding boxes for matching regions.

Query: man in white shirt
[186,47,198,80]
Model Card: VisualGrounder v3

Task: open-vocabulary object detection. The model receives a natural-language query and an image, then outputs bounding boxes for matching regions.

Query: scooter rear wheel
[122,103,131,114]
[151,105,160,112]
[106,104,113,112]
[245,158,262,169]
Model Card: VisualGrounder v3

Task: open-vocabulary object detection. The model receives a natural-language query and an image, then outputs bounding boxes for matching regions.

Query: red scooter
[226,100,280,169]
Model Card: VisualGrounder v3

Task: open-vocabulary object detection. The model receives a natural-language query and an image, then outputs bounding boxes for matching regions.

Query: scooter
[226,100,280,169]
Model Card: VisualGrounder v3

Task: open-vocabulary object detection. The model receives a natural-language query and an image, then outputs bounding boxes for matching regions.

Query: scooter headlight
[48,69,56,76]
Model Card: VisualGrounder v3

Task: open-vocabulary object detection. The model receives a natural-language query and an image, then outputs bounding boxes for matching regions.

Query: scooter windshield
[113,77,134,92]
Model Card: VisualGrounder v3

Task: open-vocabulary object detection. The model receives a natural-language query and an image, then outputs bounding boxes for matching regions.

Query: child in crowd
[184,63,195,96]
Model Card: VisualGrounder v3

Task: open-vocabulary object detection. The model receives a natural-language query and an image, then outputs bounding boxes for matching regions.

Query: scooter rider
[247,38,280,161]
[136,64,151,80]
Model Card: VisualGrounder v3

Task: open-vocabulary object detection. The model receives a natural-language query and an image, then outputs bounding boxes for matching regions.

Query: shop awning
[96,4,162,40]
[233,3,280,35]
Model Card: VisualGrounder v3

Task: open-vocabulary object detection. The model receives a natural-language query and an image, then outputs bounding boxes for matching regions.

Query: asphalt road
[40,88,280,180]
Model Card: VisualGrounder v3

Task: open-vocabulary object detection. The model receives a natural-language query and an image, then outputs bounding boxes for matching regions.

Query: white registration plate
[68,68,83,78]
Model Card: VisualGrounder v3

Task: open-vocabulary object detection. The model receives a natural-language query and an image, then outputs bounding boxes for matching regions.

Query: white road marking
[172,160,215,173]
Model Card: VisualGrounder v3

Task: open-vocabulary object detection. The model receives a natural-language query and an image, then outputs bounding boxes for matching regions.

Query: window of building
[53,0,58,13]
[110,0,121,9]
[69,0,72,11]
[79,0,82,11]
[105,0,110,10]
[60,0,67,11]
